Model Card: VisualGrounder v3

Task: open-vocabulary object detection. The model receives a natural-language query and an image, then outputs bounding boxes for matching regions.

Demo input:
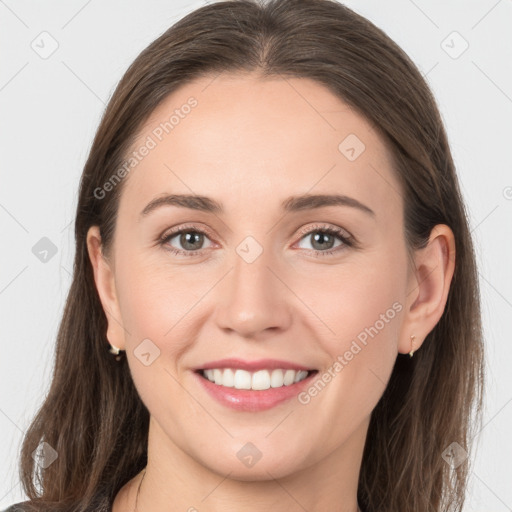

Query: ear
[86,226,126,351]
[398,224,456,355]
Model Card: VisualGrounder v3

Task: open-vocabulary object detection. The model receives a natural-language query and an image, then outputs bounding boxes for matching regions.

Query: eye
[158,223,355,258]
[159,224,214,256]
[294,224,354,257]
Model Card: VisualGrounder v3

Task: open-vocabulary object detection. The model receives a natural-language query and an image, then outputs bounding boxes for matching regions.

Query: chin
[196,443,310,481]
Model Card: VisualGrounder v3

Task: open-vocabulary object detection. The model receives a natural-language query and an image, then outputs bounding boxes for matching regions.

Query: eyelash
[158,223,355,258]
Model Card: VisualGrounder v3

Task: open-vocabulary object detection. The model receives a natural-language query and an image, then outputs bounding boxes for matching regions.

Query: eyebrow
[139,193,376,218]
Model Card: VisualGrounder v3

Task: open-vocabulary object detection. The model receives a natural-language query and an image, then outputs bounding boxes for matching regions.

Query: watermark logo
[31,441,58,469]
[134,338,161,366]
[236,236,264,263]
[32,237,58,263]
[236,442,263,468]
[31,31,59,59]
[441,441,468,469]
[338,133,366,161]
[441,31,469,60]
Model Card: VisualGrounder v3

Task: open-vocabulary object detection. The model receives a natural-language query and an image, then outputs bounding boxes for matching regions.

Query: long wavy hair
[14,1,485,511]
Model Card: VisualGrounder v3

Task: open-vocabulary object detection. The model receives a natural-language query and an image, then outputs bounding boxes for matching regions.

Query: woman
[5,0,485,511]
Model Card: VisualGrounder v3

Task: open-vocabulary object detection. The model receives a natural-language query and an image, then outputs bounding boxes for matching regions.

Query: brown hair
[15,1,484,511]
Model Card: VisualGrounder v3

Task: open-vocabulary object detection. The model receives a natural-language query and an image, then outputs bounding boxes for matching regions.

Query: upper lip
[196,358,316,372]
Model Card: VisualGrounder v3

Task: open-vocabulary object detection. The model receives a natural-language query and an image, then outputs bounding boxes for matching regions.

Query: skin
[87,72,455,512]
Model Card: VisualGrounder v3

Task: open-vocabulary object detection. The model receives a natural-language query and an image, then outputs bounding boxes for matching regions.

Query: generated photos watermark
[297,300,403,405]
[93,96,198,200]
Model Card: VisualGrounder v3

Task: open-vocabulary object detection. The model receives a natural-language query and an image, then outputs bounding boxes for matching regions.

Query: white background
[1,0,511,509]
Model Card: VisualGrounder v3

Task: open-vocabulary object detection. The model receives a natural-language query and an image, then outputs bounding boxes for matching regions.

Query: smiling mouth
[196,368,319,391]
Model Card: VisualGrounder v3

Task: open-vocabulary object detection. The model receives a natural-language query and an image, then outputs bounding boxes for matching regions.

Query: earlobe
[86,226,126,351]
[398,224,456,356]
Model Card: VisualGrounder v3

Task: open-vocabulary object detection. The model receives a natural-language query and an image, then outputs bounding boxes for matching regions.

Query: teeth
[202,368,310,390]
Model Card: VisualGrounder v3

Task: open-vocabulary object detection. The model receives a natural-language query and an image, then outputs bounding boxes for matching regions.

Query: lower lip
[194,370,318,412]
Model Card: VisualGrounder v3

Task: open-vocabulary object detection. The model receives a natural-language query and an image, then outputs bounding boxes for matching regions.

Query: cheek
[114,254,202,363]
[302,248,406,380]
[114,259,202,411]
[118,265,170,330]
[286,253,407,450]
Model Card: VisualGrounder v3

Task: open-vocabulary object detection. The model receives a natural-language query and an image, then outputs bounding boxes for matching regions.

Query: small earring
[108,342,125,362]
[409,335,416,358]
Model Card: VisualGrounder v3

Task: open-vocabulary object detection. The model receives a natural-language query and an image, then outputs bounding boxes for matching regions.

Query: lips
[191,357,319,411]
[194,367,319,411]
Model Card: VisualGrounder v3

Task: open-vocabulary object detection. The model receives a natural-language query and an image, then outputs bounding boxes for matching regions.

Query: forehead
[118,72,401,221]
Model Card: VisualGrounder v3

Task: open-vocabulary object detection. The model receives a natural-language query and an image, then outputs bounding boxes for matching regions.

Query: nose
[213,242,293,339]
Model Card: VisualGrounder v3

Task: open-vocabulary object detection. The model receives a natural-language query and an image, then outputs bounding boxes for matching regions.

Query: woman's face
[90,73,417,480]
